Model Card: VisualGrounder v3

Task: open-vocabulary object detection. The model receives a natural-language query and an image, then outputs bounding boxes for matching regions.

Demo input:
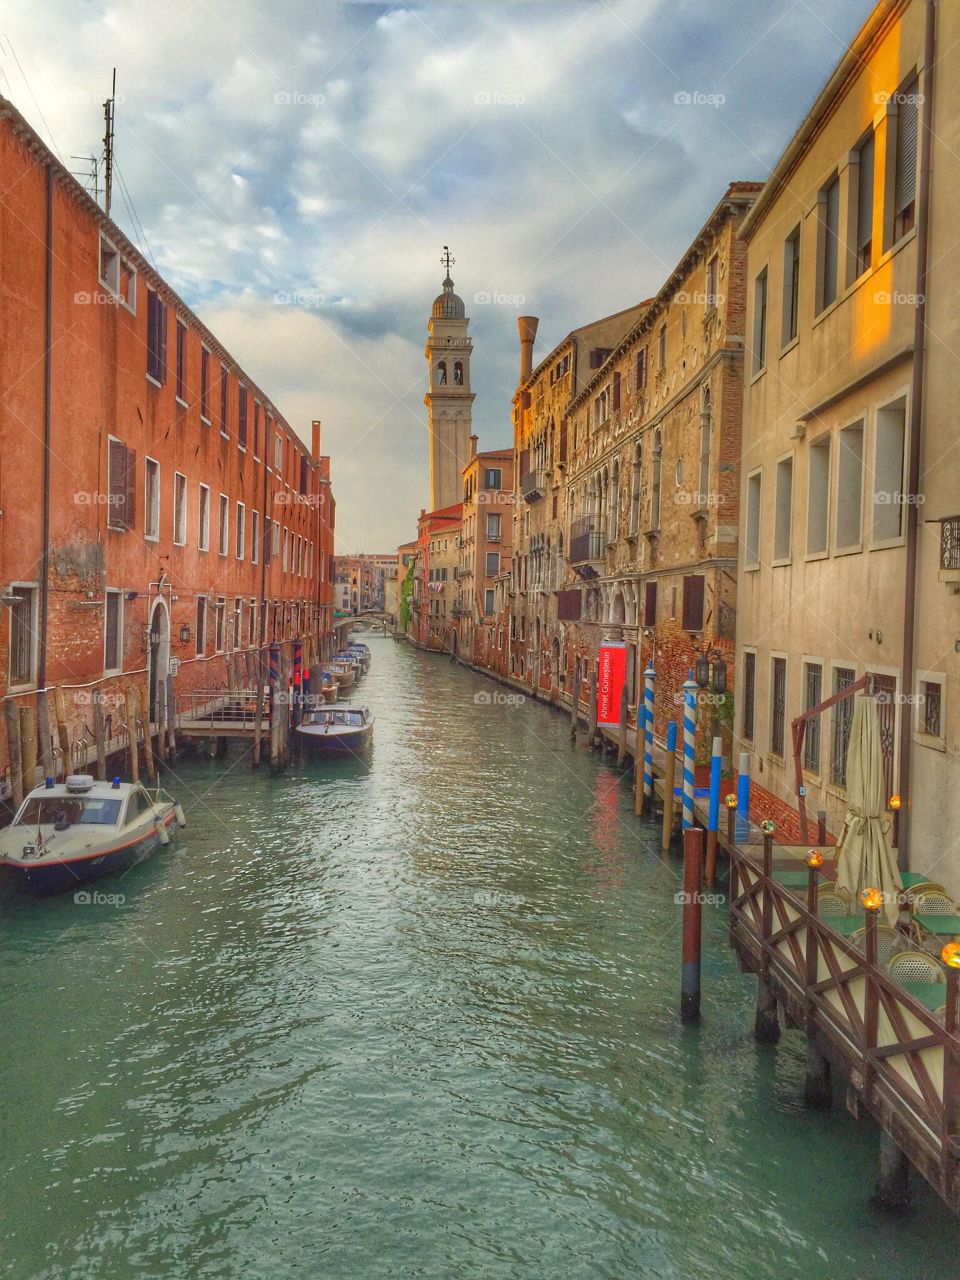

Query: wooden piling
[569,666,580,740]
[53,686,70,776]
[804,1035,833,1110]
[125,688,140,782]
[873,1130,911,1211]
[755,831,781,1043]
[36,691,54,779]
[252,649,266,768]
[616,683,629,767]
[661,722,677,852]
[680,826,704,1022]
[817,809,827,844]
[634,707,644,817]
[141,682,156,782]
[166,674,177,760]
[19,704,38,793]
[5,699,23,808]
[92,689,107,779]
[588,671,598,750]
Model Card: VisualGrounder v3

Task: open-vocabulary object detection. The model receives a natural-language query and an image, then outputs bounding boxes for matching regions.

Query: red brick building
[0,94,336,801]
[409,505,462,651]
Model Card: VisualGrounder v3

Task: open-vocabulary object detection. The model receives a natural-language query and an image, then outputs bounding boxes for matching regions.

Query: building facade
[410,505,462,651]
[0,94,336,801]
[424,264,474,512]
[456,443,514,665]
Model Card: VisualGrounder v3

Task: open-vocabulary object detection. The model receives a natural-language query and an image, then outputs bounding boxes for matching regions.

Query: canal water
[1,637,957,1279]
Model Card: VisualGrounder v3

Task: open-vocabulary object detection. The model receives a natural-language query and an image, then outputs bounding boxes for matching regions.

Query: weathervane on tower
[441,245,455,278]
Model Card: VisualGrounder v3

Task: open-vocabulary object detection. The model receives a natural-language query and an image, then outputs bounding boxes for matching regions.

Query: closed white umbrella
[835,694,902,924]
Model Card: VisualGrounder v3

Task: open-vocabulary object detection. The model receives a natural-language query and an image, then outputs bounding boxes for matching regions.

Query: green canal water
[1,638,957,1278]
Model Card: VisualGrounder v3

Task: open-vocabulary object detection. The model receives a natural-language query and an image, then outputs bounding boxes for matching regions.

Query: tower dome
[432,275,465,319]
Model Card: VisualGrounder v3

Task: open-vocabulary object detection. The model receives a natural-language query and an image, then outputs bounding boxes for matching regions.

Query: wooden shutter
[823,178,840,306]
[895,83,919,214]
[681,574,704,631]
[857,132,874,250]
[238,388,247,447]
[157,301,167,383]
[108,438,126,530]
[123,445,136,529]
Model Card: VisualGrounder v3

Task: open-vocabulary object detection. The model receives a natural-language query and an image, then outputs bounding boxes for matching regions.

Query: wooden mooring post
[616,683,629,767]
[92,689,107,780]
[53,687,70,778]
[124,688,140,782]
[569,666,580,740]
[661,721,677,851]
[754,828,781,1044]
[19,704,38,793]
[5,699,23,808]
[680,826,704,1022]
[588,671,599,750]
[141,683,156,783]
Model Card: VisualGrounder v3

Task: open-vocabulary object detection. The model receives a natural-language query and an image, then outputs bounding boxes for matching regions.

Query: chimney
[470,433,478,459]
[311,419,322,460]
[518,315,539,384]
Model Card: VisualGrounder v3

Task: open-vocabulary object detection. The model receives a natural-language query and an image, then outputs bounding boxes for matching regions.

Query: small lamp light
[941,942,960,969]
[806,849,824,868]
[861,886,883,912]
[725,793,737,810]
[712,656,727,695]
[179,623,191,645]
[889,794,902,811]
[760,819,776,836]
[694,653,710,688]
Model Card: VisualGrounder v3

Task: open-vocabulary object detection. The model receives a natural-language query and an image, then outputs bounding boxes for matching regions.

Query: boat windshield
[15,797,124,828]
[304,710,365,727]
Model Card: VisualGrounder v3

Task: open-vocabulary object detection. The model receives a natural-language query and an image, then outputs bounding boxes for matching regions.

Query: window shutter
[157,301,167,383]
[124,446,137,529]
[108,439,126,530]
[895,85,918,214]
[823,178,840,306]
[857,133,874,250]
[682,575,704,631]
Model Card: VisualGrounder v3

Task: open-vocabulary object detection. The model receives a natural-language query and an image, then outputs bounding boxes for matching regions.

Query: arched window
[609,461,620,543]
[630,442,642,535]
[454,361,463,385]
[437,361,447,385]
[699,388,711,505]
[651,428,663,529]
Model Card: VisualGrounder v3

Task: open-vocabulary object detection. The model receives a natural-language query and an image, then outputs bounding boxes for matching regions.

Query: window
[104,590,123,672]
[200,348,210,421]
[752,268,767,373]
[218,493,229,556]
[818,175,840,312]
[144,457,160,541]
[100,236,135,309]
[643,580,657,627]
[485,551,500,576]
[612,371,621,412]
[214,598,225,652]
[282,528,288,572]
[234,597,243,648]
[807,436,830,554]
[173,472,187,545]
[698,395,710,504]
[454,361,464,385]
[251,509,260,564]
[803,662,823,772]
[8,586,37,687]
[636,347,647,391]
[275,433,283,471]
[107,438,136,531]
[271,520,281,559]
[681,575,704,632]
[830,667,856,786]
[236,502,245,560]
[920,676,943,739]
[176,318,187,402]
[253,402,261,459]
[484,588,495,616]
[854,130,875,277]
[745,470,761,567]
[238,386,248,450]
[873,396,907,541]
[249,599,258,646]
[658,324,666,370]
[146,289,167,383]
[771,657,787,757]
[782,226,800,345]
[484,468,502,490]
[774,456,793,562]
[220,366,229,436]
[486,513,501,541]
[198,484,210,551]
[836,421,864,550]
[742,651,756,742]
[651,429,662,528]
[705,255,719,310]
[893,78,919,243]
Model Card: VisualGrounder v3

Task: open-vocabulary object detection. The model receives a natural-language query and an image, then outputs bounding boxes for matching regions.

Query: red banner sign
[597,642,627,726]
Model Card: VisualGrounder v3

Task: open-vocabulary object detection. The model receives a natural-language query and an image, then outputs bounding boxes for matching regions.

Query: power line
[0,34,63,161]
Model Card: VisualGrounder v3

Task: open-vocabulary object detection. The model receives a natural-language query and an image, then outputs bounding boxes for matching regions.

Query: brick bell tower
[424,247,474,511]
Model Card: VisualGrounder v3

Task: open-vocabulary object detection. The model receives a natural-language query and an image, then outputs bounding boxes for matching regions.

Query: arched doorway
[148,597,171,723]
[449,628,459,659]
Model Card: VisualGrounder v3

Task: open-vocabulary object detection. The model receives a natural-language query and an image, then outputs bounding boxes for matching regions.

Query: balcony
[520,467,546,501]
[569,517,602,566]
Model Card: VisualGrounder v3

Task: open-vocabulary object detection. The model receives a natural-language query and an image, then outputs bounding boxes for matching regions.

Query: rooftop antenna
[70,153,100,203]
[441,245,455,280]
[102,68,116,217]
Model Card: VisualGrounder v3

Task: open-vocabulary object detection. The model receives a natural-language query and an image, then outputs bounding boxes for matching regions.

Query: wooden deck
[175,691,268,738]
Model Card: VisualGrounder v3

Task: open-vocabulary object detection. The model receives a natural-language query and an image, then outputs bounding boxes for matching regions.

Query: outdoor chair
[849,924,902,968]
[886,950,946,985]
[816,885,851,917]
[905,881,948,902]
[911,890,957,915]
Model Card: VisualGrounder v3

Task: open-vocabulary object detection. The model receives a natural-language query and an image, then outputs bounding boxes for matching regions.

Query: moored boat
[329,660,356,690]
[295,706,374,754]
[0,774,186,896]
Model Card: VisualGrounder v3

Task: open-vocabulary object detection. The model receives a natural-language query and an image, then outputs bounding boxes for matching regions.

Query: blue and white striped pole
[682,672,698,830]
[642,665,656,810]
[736,751,751,842]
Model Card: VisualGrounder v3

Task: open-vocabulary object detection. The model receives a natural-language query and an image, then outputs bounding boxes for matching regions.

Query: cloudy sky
[2,0,870,553]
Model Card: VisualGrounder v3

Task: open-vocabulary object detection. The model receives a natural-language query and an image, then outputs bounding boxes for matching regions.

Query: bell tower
[425,247,474,511]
